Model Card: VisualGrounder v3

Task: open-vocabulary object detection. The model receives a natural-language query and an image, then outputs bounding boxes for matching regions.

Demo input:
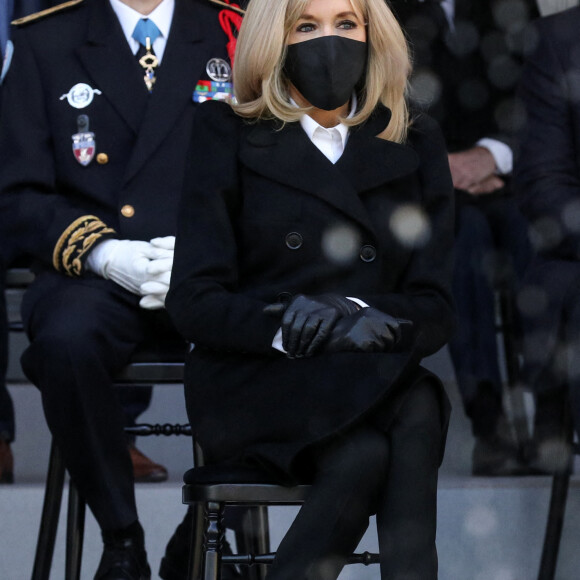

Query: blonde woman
[167,0,455,577]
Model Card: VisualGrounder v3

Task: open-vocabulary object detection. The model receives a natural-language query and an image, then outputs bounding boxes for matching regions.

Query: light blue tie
[132,19,161,92]
[132,18,161,49]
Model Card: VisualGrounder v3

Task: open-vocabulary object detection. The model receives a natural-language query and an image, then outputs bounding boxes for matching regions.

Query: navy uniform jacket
[166,101,455,481]
[0,0,231,273]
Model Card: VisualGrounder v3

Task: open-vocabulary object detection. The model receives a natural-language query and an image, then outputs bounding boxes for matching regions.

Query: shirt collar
[297,93,357,145]
[109,0,175,47]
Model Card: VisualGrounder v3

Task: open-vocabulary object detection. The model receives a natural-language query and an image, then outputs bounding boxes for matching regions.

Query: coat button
[360,244,377,262]
[96,153,109,165]
[285,232,303,250]
[276,292,293,303]
[121,204,135,218]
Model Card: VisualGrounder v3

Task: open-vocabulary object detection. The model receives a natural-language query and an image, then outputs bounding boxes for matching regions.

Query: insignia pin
[206,58,232,83]
[60,83,102,109]
[72,114,96,166]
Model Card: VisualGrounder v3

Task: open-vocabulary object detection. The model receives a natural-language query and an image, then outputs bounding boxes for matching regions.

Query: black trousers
[266,378,443,580]
[20,271,185,531]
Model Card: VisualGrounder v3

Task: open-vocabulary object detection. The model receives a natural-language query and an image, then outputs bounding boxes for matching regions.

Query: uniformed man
[0,0,240,577]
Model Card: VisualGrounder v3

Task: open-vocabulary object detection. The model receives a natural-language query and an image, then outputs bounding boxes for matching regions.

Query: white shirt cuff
[476,138,513,175]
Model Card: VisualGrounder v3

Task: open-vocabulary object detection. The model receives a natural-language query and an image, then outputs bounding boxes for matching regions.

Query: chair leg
[203,501,225,580]
[236,507,270,580]
[32,439,66,580]
[187,503,205,580]
[538,472,571,580]
[65,481,86,580]
[498,288,534,456]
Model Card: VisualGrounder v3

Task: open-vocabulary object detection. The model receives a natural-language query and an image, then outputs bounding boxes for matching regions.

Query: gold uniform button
[96,153,109,165]
[121,205,135,218]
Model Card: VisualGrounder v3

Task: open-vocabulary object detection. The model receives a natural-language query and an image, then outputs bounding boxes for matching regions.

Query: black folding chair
[182,458,380,580]
[31,354,188,580]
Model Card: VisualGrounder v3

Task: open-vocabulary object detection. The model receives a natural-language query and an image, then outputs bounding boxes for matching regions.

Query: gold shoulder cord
[207,0,245,16]
[11,0,84,26]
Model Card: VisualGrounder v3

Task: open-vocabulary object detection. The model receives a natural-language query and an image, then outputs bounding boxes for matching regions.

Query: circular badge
[60,83,102,109]
[206,58,232,82]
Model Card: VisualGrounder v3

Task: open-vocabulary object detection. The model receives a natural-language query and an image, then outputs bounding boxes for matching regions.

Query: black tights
[267,378,443,580]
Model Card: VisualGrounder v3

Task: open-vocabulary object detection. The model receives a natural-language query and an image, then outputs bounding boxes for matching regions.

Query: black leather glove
[323,307,412,353]
[263,294,359,358]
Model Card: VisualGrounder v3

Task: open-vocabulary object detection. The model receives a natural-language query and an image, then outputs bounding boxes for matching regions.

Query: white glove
[139,294,166,310]
[146,236,175,262]
[150,236,175,251]
[87,239,157,295]
[138,241,174,310]
[139,271,171,310]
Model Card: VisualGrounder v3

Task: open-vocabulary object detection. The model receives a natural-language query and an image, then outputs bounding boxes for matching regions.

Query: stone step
[1,477,580,579]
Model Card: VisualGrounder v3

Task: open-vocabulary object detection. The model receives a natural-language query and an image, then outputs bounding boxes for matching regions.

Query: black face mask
[283,35,367,111]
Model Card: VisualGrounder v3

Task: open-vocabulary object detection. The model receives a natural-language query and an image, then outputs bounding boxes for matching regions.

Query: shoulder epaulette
[207,0,245,16]
[11,0,84,26]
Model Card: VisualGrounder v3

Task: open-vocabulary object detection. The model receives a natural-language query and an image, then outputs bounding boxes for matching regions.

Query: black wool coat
[166,100,455,482]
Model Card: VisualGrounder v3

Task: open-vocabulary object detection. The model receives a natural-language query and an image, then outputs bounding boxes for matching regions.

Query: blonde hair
[232,0,411,142]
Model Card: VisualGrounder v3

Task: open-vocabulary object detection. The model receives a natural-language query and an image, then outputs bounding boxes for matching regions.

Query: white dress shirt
[109,0,174,63]
[298,94,357,163]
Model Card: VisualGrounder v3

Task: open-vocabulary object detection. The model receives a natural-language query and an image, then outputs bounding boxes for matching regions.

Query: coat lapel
[76,0,149,135]
[241,105,418,233]
[336,105,419,193]
[123,0,214,183]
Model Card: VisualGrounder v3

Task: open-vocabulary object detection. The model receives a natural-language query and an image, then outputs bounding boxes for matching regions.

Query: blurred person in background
[391,0,539,476]
[514,3,580,474]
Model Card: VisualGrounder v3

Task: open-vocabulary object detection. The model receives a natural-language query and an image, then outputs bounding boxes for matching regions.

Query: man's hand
[448,147,504,195]
[88,239,157,295]
[87,236,175,308]
[138,236,175,310]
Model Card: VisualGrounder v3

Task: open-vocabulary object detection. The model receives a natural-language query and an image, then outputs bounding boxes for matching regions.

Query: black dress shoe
[472,433,532,476]
[95,522,151,580]
[159,507,245,580]
[0,439,14,484]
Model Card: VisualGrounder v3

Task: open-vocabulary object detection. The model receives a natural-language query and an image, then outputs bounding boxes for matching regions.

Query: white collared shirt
[297,94,358,164]
[109,0,174,63]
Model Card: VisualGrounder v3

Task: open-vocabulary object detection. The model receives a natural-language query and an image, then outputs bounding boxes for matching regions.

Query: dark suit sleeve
[0,26,116,275]
[355,114,456,356]
[166,101,282,354]
[514,13,580,260]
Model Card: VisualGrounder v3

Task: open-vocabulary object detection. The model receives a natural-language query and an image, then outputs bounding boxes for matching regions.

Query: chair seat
[183,465,310,504]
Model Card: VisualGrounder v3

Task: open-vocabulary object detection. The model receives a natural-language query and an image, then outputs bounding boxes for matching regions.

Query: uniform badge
[205,58,232,82]
[60,83,102,109]
[72,114,96,166]
[193,80,233,103]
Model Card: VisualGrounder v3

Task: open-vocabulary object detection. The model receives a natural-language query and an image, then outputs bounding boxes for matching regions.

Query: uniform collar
[109,0,175,58]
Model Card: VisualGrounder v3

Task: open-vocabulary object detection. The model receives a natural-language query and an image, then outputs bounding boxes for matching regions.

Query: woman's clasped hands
[264,294,411,358]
